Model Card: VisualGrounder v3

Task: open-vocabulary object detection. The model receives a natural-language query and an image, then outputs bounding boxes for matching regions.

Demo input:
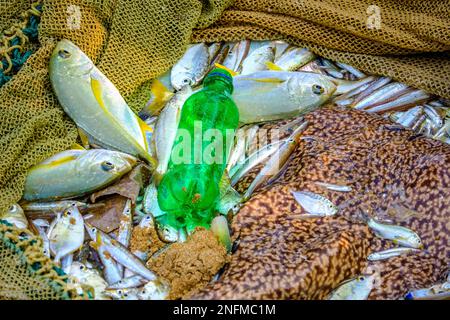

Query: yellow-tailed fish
[367,247,421,261]
[291,191,338,217]
[327,274,376,300]
[86,223,158,281]
[69,262,110,300]
[139,79,174,120]
[47,206,84,264]
[23,149,135,201]
[233,71,336,124]
[1,204,28,229]
[240,44,275,75]
[365,216,423,249]
[49,40,155,165]
[171,43,210,90]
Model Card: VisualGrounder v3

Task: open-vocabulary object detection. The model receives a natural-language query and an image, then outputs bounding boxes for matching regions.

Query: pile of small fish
[1,38,448,300]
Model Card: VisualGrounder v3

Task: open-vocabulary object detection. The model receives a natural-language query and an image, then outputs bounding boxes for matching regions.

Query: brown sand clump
[130,225,165,257]
[147,228,228,299]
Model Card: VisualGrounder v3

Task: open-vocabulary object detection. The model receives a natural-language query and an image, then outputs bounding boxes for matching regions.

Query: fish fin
[214,63,238,77]
[265,61,284,71]
[77,127,90,149]
[136,116,153,152]
[71,143,86,150]
[141,80,174,118]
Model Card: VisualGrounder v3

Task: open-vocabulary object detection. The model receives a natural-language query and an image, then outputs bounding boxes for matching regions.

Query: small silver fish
[32,220,50,257]
[244,122,308,199]
[171,43,210,90]
[104,288,140,300]
[273,47,316,71]
[352,82,410,110]
[138,279,170,300]
[241,44,275,75]
[396,106,423,128]
[47,206,84,263]
[405,283,450,300]
[366,89,430,114]
[107,275,148,290]
[216,187,242,216]
[69,262,109,300]
[334,62,366,79]
[88,231,122,285]
[367,247,421,261]
[366,217,423,249]
[222,40,251,72]
[291,191,338,217]
[327,274,376,300]
[143,182,166,218]
[116,199,133,276]
[86,223,158,281]
[314,182,352,192]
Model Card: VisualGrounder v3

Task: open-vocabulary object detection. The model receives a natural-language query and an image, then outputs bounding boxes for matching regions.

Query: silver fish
[107,275,148,290]
[171,43,210,90]
[241,44,275,75]
[222,40,251,72]
[32,219,50,257]
[22,201,92,214]
[230,139,284,186]
[154,86,192,179]
[334,62,366,79]
[138,279,170,300]
[367,247,421,261]
[351,77,392,105]
[405,283,450,300]
[49,40,154,164]
[244,122,308,199]
[396,106,423,128]
[366,89,430,113]
[273,47,316,71]
[332,76,377,96]
[227,125,259,172]
[233,71,336,124]
[69,262,109,300]
[143,183,166,218]
[23,149,135,201]
[61,254,73,274]
[328,274,376,300]
[104,288,140,300]
[291,191,338,217]
[366,217,423,249]
[216,187,242,216]
[423,105,444,128]
[314,182,352,192]
[86,223,158,281]
[116,199,133,276]
[48,206,84,263]
[352,82,410,110]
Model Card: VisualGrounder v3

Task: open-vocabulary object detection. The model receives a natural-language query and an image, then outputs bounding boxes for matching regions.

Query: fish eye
[91,228,96,232]
[101,161,115,171]
[8,205,16,212]
[312,84,324,95]
[66,211,72,216]
[358,276,365,281]
[58,49,71,59]
[182,78,191,85]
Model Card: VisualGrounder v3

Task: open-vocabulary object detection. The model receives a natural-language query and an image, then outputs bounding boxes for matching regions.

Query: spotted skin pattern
[192,107,449,300]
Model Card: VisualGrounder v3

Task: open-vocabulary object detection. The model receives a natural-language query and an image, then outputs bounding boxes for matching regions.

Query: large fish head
[79,149,136,186]
[50,39,93,78]
[288,73,336,107]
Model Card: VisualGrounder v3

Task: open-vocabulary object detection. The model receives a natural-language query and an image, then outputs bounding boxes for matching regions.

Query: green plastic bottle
[157,68,239,229]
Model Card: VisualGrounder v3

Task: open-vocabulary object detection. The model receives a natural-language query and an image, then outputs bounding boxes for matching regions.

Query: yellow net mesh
[0,0,448,299]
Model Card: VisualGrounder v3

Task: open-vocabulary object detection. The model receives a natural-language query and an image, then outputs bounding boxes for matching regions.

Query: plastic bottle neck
[203,77,233,95]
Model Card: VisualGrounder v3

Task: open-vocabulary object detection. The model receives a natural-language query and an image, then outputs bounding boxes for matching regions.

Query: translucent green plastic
[157,69,239,229]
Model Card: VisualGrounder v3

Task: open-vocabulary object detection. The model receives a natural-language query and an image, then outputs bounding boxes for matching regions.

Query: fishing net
[0,0,448,300]
[0,221,88,299]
